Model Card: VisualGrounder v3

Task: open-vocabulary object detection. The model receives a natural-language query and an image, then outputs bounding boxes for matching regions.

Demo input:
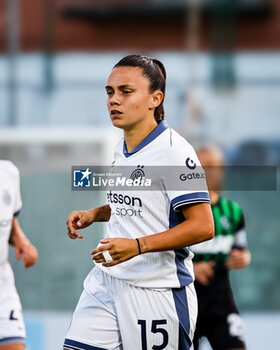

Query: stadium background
[0,0,279,348]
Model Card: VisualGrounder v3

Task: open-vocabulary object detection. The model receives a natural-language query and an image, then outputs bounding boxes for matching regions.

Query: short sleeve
[161,140,210,212]
[13,165,22,216]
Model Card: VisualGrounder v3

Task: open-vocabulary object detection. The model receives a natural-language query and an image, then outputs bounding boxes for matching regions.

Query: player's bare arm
[92,202,214,267]
[67,204,111,239]
[0,343,25,350]
[9,218,38,268]
[225,248,251,270]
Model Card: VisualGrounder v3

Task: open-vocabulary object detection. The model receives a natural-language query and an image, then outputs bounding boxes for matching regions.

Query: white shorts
[0,263,25,345]
[64,267,197,350]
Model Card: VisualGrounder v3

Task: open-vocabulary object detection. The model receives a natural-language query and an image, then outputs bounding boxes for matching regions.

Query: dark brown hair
[114,55,166,123]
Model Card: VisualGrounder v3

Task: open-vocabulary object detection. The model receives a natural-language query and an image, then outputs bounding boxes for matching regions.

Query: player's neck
[209,191,220,205]
[124,119,158,153]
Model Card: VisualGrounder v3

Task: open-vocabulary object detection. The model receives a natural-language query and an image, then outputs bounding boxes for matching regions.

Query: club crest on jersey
[73,168,91,188]
[3,190,11,206]
[130,165,145,181]
[186,157,196,170]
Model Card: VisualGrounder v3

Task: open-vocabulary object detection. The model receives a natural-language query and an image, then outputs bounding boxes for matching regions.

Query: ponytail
[152,59,166,123]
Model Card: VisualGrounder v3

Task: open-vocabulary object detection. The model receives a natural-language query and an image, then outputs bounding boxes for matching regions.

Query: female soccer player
[0,160,38,350]
[64,55,214,350]
[190,146,251,350]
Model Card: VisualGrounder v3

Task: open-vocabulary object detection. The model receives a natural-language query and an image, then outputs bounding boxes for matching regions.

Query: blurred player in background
[190,146,251,350]
[0,161,38,350]
[64,55,214,350]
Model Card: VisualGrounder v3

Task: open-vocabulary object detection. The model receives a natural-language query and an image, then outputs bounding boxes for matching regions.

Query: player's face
[198,150,224,191]
[105,67,157,130]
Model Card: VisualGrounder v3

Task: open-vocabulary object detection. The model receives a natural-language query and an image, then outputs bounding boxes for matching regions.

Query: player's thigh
[207,313,246,350]
[115,281,197,350]
[64,268,122,350]
[0,344,25,350]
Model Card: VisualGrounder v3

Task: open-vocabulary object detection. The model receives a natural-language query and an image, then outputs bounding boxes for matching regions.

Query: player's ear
[149,90,163,110]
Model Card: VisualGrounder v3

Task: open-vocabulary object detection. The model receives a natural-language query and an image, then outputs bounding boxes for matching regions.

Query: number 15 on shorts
[138,319,169,350]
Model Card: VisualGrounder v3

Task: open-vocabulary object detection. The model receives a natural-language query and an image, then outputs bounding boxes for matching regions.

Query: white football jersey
[96,120,210,288]
[0,161,22,266]
[0,161,26,343]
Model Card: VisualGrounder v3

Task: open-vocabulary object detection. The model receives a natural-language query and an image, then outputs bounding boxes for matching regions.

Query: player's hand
[67,210,94,239]
[193,261,215,286]
[91,238,139,267]
[15,242,38,268]
[225,248,251,270]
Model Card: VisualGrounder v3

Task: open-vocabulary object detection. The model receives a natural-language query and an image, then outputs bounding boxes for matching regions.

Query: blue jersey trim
[0,337,25,345]
[232,244,247,250]
[64,338,106,350]
[13,208,21,217]
[172,192,210,212]
[174,248,193,287]
[172,287,191,350]
[169,206,193,287]
[123,120,168,157]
